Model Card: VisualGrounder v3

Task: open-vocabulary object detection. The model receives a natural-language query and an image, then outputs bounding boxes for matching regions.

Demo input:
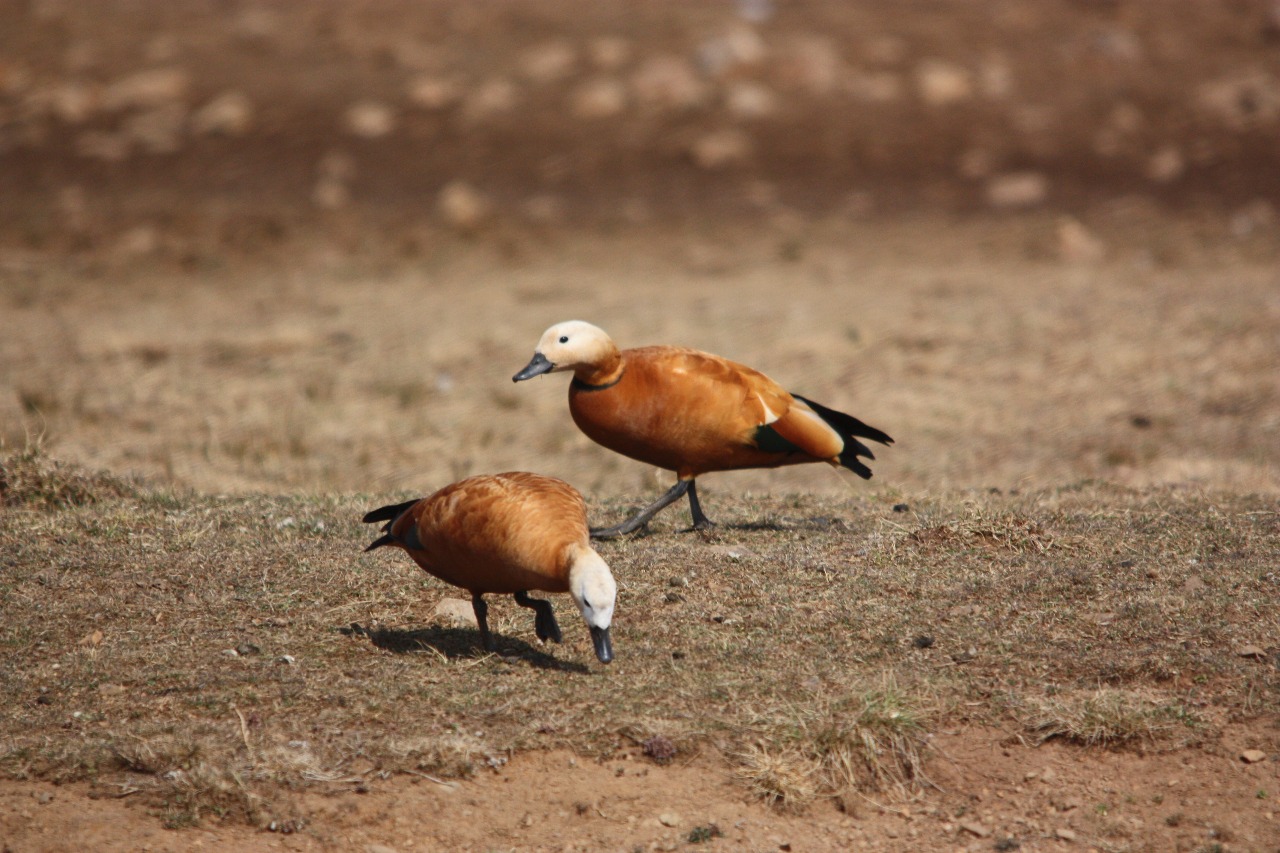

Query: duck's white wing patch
[755,393,781,425]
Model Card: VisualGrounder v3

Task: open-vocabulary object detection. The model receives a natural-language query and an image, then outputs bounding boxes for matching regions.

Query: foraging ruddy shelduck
[512,321,893,537]
[362,472,617,663]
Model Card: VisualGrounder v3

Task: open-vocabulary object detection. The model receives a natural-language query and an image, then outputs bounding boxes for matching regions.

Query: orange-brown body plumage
[363,472,616,661]
[387,472,586,594]
[569,345,846,479]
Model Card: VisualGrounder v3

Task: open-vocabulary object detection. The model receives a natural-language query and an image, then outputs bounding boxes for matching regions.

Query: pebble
[916,59,973,106]
[101,67,189,111]
[344,101,397,138]
[631,56,708,110]
[690,130,752,169]
[437,181,491,232]
[570,79,627,119]
[190,91,254,136]
[312,177,349,210]
[588,37,631,71]
[1145,145,1185,183]
[1057,217,1105,263]
[520,41,577,84]
[433,597,479,627]
[725,82,777,118]
[986,171,1049,209]
[27,82,96,124]
[407,76,462,111]
[658,812,681,827]
[1055,827,1077,841]
[959,820,990,837]
[1236,645,1267,659]
[1240,749,1267,763]
[697,26,767,77]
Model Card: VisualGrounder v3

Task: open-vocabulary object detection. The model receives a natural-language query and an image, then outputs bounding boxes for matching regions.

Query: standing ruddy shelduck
[362,472,617,663]
[512,321,893,537]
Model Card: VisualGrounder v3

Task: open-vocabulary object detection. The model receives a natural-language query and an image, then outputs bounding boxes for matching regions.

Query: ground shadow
[719,515,858,533]
[597,515,857,537]
[337,622,590,673]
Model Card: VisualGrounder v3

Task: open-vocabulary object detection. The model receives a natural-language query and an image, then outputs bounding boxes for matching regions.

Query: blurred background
[2,0,1278,499]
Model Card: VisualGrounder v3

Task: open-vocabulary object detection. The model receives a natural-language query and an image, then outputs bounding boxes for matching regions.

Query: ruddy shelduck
[362,472,617,663]
[513,321,893,537]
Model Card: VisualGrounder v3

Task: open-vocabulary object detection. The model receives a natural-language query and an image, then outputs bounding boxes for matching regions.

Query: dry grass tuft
[810,683,932,798]
[737,679,933,811]
[734,743,822,811]
[0,442,137,509]
[1024,688,1203,748]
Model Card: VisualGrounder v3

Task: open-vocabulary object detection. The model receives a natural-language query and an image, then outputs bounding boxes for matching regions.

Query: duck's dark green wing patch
[753,422,804,454]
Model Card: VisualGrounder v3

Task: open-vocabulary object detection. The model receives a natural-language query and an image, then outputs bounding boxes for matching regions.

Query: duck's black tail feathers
[364,533,398,552]
[362,498,419,527]
[362,497,420,551]
[794,394,894,480]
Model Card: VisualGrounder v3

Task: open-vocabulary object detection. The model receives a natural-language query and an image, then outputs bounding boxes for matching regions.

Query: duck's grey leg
[470,592,495,651]
[686,480,714,530]
[589,479,691,539]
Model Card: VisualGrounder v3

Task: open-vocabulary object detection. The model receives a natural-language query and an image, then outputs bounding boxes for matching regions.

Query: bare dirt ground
[2,2,1280,851]
[2,728,1277,852]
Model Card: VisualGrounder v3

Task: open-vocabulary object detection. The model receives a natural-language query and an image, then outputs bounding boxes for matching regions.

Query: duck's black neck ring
[571,371,624,392]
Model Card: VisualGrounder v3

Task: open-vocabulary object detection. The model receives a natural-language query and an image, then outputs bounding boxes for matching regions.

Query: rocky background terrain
[2,0,1278,263]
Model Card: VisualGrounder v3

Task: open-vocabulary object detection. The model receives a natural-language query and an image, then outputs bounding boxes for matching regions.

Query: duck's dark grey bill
[512,352,554,382]
[589,625,613,664]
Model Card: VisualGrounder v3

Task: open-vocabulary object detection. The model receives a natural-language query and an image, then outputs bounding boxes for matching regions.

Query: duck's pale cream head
[512,321,619,382]
[566,546,617,664]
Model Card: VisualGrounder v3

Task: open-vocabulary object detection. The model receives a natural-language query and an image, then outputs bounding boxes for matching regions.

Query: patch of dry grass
[0,441,137,509]
[1,452,1277,827]
[1022,687,1203,748]
[736,677,932,811]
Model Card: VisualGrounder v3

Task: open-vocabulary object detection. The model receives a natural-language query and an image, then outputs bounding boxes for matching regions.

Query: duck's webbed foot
[514,590,563,643]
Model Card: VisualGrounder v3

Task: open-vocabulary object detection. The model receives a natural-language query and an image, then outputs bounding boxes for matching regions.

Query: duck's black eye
[558,335,569,344]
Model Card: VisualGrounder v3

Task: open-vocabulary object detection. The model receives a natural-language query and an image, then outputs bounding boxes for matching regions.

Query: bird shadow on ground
[611,515,857,537]
[338,622,590,673]
[717,515,858,533]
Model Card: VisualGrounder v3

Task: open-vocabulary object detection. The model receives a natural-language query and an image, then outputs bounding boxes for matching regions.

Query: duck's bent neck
[573,347,624,388]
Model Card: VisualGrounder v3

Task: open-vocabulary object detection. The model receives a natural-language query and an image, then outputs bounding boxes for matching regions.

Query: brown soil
[4,727,1279,852]
[2,2,1279,851]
